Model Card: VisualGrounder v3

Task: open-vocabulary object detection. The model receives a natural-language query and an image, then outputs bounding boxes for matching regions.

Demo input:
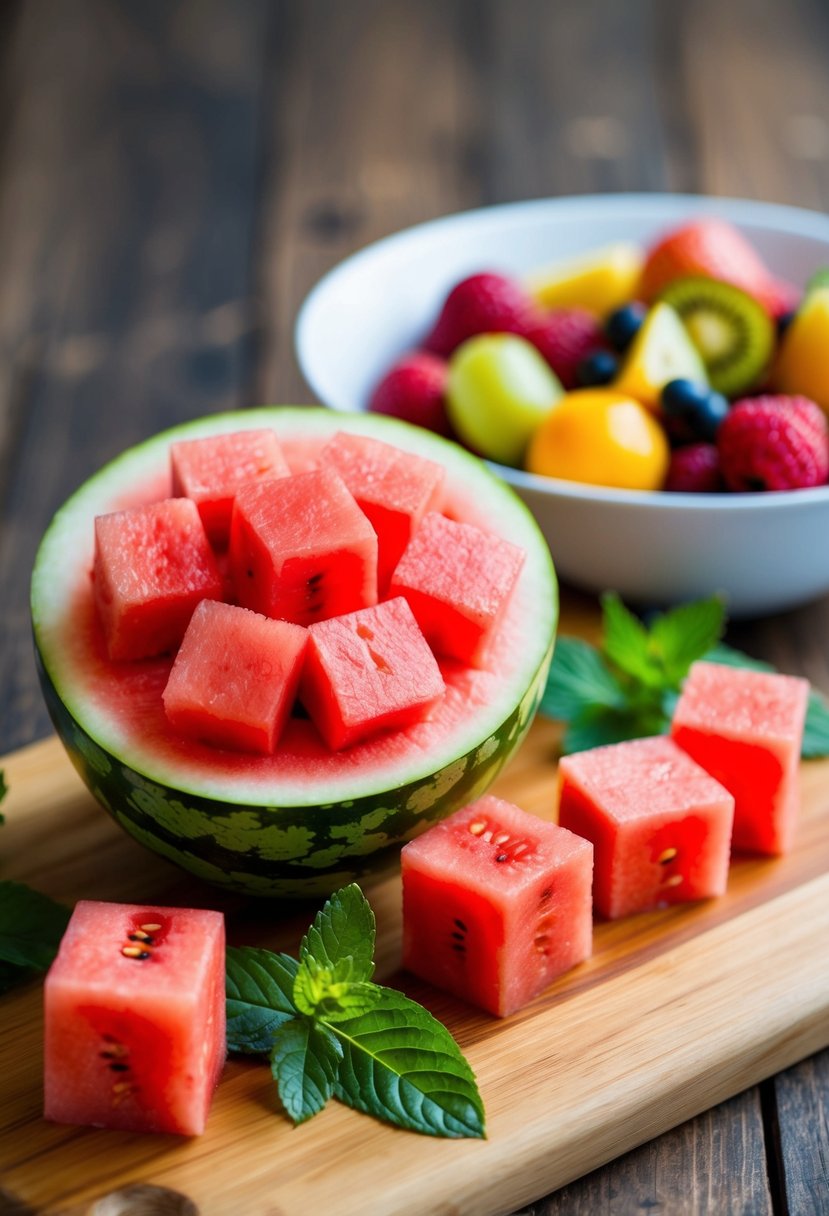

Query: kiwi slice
[658,276,775,398]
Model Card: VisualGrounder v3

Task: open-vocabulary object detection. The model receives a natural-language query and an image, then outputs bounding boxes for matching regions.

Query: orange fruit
[771,287,829,414]
[525,388,670,491]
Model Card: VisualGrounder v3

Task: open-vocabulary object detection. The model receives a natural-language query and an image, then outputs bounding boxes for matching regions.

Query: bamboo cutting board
[2,710,829,1216]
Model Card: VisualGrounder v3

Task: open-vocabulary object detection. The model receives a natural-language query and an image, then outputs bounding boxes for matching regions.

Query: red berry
[664,443,724,493]
[522,308,607,390]
[640,218,777,311]
[424,272,537,358]
[717,395,829,492]
[368,352,453,437]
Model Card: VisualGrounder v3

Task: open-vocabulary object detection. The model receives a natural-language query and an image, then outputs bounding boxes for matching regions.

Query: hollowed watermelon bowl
[31,407,557,898]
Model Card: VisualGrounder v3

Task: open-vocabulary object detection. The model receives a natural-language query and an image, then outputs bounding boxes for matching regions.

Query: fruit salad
[367,217,829,494]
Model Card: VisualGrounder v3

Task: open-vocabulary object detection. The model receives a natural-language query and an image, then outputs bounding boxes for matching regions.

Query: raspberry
[717,395,829,492]
[368,351,452,437]
[664,443,723,493]
[424,272,537,358]
[522,308,607,389]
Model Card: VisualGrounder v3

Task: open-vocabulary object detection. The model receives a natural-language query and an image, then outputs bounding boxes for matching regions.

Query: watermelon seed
[658,848,678,865]
[451,930,465,941]
[493,833,510,845]
[451,942,466,953]
[539,887,553,904]
[128,931,153,943]
[140,923,162,932]
[100,1043,128,1059]
[108,1062,130,1073]
[468,821,486,836]
[121,945,151,960]
[495,853,509,863]
[454,918,468,931]
[663,874,683,888]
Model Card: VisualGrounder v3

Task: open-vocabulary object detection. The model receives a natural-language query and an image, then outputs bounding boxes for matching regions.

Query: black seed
[451,942,466,953]
[109,1062,130,1072]
[308,572,324,586]
[451,930,465,941]
[454,918,468,931]
[246,568,253,578]
[495,853,509,863]
[128,933,154,945]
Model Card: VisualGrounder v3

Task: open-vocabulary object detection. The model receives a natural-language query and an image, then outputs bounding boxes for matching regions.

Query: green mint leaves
[226,884,486,1139]
[0,774,71,993]
[541,593,829,757]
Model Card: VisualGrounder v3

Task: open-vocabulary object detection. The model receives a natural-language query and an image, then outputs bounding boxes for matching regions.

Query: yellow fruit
[524,388,670,491]
[525,241,644,315]
[613,301,708,411]
[771,287,829,413]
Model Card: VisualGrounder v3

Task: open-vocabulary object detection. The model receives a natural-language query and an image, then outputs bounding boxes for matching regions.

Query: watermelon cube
[93,498,223,661]
[671,660,809,856]
[318,431,445,593]
[401,795,593,1017]
[229,466,378,625]
[162,599,308,754]
[389,512,525,665]
[300,596,445,750]
[170,428,290,546]
[44,900,225,1136]
[557,734,735,921]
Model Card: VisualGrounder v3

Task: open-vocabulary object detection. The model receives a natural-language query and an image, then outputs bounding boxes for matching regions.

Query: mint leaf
[601,593,657,686]
[540,637,628,722]
[648,596,725,685]
[0,881,70,972]
[270,1018,342,1124]
[226,946,300,1054]
[293,956,381,1022]
[329,985,485,1139]
[299,883,375,982]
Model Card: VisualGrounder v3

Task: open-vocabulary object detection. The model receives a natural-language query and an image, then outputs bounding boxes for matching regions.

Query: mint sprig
[226,884,486,1139]
[541,593,829,757]
[0,775,71,993]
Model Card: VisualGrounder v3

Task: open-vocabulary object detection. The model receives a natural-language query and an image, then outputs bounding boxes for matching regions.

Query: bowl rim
[295,191,829,514]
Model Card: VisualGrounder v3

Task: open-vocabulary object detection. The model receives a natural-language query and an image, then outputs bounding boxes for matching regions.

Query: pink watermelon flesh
[162,600,308,754]
[401,795,593,1017]
[557,734,735,921]
[389,511,525,666]
[229,466,378,626]
[671,660,809,856]
[318,431,445,594]
[93,498,223,661]
[44,900,225,1136]
[300,596,445,750]
[170,428,290,547]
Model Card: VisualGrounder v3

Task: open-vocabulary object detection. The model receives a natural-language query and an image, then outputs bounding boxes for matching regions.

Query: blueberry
[604,302,648,352]
[661,378,730,442]
[776,309,797,338]
[576,350,619,387]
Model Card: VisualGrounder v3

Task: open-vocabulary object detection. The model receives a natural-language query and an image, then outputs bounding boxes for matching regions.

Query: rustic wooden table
[0,2,827,1213]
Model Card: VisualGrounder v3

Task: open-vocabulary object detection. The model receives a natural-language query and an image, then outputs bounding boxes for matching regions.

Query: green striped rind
[38,643,551,898]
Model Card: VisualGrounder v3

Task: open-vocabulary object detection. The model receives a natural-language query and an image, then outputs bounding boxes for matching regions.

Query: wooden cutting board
[2,704,828,1216]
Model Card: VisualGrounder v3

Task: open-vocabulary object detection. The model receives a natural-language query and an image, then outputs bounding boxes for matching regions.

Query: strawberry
[424,272,537,358]
[664,443,724,493]
[717,394,829,491]
[640,217,778,312]
[368,351,453,437]
[521,308,607,389]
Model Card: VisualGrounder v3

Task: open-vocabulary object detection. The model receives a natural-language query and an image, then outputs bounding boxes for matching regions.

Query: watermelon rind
[31,408,557,898]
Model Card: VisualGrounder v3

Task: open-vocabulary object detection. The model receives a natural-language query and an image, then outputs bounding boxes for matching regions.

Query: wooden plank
[773,1051,829,1215]
[0,0,272,754]
[0,724,827,1216]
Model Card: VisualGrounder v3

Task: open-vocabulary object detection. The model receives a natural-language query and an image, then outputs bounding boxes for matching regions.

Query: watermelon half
[31,408,557,898]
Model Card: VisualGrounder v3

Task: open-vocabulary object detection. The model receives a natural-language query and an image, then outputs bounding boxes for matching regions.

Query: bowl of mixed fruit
[296,194,829,616]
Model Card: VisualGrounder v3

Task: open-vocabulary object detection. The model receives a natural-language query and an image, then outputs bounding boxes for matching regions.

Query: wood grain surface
[1,1,828,1212]
[0,713,828,1216]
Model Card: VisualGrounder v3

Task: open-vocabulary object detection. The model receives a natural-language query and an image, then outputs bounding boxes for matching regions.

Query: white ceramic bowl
[296,194,829,617]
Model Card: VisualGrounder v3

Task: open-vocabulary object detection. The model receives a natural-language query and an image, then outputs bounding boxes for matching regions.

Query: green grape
[446,334,563,466]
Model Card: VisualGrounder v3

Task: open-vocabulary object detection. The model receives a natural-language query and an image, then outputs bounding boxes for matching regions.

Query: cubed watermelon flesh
[390,511,525,666]
[557,734,735,921]
[300,596,445,750]
[318,431,445,593]
[170,428,290,546]
[44,900,225,1136]
[162,599,308,754]
[229,466,378,626]
[402,795,593,1017]
[93,498,223,661]
[671,660,809,856]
